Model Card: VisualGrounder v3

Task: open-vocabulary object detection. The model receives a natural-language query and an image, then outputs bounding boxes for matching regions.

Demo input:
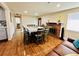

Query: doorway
[14,14,22,29]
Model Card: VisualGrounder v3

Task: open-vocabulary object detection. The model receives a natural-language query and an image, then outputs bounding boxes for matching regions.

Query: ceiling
[5,2,79,16]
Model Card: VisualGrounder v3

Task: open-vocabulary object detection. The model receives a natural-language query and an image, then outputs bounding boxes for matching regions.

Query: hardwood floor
[0,29,62,56]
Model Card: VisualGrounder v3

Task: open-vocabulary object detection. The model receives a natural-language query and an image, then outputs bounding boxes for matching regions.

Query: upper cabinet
[0,6,5,21]
[0,6,6,27]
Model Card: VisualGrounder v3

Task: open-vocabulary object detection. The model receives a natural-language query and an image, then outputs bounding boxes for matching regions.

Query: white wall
[41,15,57,25]
[22,15,38,27]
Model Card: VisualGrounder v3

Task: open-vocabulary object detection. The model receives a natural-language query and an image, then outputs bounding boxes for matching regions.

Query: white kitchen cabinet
[0,27,7,40]
[0,7,7,40]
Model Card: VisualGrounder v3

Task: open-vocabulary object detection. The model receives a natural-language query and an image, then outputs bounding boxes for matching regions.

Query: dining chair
[23,27,30,45]
[35,29,45,44]
[44,28,49,41]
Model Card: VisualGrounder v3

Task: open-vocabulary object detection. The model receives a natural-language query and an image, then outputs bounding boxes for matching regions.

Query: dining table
[24,26,44,43]
[25,26,44,33]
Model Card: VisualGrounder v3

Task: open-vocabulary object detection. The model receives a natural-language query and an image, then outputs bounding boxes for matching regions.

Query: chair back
[23,27,30,44]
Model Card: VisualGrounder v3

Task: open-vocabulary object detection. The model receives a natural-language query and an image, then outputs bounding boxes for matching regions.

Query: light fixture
[48,2,50,4]
[56,4,61,8]
[34,13,39,16]
[24,11,28,13]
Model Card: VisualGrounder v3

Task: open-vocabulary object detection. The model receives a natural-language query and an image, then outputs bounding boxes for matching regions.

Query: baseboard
[0,38,8,42]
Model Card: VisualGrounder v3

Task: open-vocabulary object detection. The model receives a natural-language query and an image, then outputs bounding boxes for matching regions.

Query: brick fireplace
[47,22,61,38]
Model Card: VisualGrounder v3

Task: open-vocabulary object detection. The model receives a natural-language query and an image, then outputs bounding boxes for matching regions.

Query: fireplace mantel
[47,22,61,26]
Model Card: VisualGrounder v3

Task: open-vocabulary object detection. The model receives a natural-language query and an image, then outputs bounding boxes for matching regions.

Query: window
[67,12,79,32]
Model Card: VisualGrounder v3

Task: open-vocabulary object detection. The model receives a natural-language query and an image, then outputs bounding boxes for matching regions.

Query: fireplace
[47,22,61,38]
[49,27,56,35]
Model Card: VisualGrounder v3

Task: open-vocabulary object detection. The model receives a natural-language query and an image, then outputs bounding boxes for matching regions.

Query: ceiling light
[24,11,28,13]
[56,4,61,8]
[34,13,39,16]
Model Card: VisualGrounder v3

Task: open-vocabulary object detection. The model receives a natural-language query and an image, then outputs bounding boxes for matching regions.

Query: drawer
[0,28,7,40]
